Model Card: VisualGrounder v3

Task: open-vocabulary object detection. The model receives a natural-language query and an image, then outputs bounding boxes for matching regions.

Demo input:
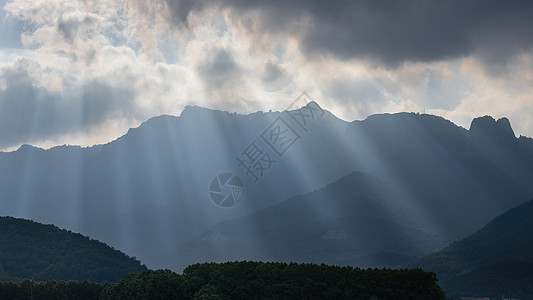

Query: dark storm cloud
[196,48,244,94]
[168,0,533,67]
[195,48,252,108]
[0,59,135,149]
[57,16,80,44]
[261,61,284,84]
[163,0,206,27]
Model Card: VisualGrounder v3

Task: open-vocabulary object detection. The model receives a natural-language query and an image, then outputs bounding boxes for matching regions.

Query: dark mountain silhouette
[171,171,437,271]
[345,113,533,241]
[0,103,532,270]
[411,199,533,299]
[0,103,357,269]
[470,115,516,142]
[0,216,146,282]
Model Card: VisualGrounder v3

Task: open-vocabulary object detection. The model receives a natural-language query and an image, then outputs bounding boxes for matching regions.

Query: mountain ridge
[170,171,441,271]
[1,104,532,270]
[411,198,533,298]
[5,111,531,155]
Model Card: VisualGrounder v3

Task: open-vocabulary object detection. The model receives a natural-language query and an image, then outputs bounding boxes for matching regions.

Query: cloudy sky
[1,0,533,151]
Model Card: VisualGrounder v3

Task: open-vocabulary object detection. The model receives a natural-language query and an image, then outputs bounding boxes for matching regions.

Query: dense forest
[0,216,147,282]
[0,261,446,299]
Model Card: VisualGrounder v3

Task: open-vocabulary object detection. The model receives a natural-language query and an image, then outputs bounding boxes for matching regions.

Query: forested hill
[0,216,146,283]
[411,199,533,298]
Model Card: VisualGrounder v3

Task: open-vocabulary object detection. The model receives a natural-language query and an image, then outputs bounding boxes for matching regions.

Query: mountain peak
[17,144,44,152]
[180,105,211,117]
[303,100,319,108]
[469,115,516,140]
[288,100,322,112]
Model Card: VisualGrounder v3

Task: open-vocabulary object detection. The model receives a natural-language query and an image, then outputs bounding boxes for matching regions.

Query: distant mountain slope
[0,216,146,283]
[0,103,532,270]
[0,104,355,268]
[346,113,533,241]
[411,199,533,299]
[172,172,439,271]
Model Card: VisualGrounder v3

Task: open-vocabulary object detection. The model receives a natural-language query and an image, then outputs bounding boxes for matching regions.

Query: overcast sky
[1,0,533,151]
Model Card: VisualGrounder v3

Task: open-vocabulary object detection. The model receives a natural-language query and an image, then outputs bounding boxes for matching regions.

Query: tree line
[0,261,446,299]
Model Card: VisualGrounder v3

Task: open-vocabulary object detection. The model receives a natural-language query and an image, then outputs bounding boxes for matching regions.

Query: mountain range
[411,198,533,299]
[172,171,433,271]
[1,102,532,270]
